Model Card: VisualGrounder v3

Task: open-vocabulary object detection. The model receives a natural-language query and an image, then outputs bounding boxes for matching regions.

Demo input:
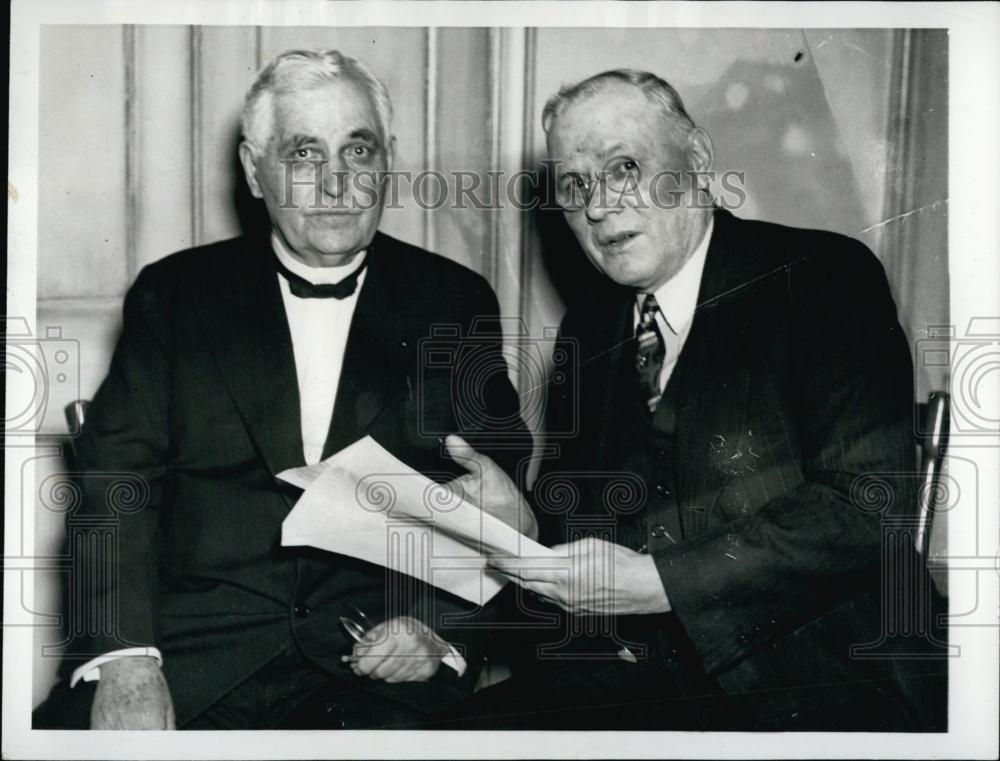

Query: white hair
[242,49,393,152]
[542,68,696,148]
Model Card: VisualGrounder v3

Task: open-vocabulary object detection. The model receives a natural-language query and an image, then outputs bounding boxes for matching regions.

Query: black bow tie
[274,254,369,299]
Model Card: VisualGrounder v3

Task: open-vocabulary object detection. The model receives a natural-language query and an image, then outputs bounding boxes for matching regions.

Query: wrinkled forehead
[546,84,671,166]
[269,78,381,140]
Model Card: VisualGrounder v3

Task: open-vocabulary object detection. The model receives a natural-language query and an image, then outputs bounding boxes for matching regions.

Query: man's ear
[686,127,714,176]
[384,135,397,173]
[238,141,264,199]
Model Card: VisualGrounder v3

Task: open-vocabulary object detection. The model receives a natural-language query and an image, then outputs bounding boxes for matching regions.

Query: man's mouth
[596,231,640,251]
[303,208,364,217]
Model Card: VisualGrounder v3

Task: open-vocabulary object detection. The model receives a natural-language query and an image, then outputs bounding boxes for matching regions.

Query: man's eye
[294,147,318,159]
[560,175,588,192]
[555,177,578,193]
[607,158,640,185]
[612,158,638,174]
[347,145,373,159]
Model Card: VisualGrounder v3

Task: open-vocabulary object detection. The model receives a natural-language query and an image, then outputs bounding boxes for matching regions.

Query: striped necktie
[636,293,666,413]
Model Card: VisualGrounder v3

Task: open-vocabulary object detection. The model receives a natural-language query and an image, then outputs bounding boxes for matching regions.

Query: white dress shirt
[274,235,368,465]
[635,215,714,392]
[73,235,462,687]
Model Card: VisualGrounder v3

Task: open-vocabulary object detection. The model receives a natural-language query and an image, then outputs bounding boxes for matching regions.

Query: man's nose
[323,159,349,199]
[584,183,619,223]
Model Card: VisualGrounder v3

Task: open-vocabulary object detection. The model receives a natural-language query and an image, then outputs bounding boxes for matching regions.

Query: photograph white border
[6,1,999,759]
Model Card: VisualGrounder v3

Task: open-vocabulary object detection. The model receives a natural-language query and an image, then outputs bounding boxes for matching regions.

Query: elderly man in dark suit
[34,49,530,730]
[461,69,946,731]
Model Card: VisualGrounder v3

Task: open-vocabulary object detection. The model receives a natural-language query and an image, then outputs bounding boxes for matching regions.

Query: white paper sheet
[279,436,556,606]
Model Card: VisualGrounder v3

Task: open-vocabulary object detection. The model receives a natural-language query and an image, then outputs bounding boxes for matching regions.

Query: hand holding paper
[490,536,672,616]
[443,434,539,541]
[279,436,556,606]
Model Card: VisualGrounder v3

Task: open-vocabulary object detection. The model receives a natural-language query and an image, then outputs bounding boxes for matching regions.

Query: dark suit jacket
[71,231,530,726]
[533,209,945,730]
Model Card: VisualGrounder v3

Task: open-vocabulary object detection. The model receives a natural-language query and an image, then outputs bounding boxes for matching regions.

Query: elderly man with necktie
[461,69,946,731]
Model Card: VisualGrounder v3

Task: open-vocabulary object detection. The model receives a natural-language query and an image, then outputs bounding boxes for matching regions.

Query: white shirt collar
[642,215,714,336]
[270,232,368,286]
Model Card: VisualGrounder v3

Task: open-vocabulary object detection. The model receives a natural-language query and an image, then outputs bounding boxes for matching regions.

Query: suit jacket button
[637,544,648,554]
[655,484,669,496]
[294,604,311,618]
[650,524,667,538]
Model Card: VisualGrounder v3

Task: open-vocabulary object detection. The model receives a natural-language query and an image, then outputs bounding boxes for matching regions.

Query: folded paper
[279,436,556,605]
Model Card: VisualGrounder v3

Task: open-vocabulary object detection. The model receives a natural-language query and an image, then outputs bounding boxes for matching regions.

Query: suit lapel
[576,289,635,465]
[594,292,638,462]
[673,210,757,518]
[194,236,305,479]
[322,235,410,459]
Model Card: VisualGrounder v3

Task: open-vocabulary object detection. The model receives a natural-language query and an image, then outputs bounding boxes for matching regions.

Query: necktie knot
[275,255,369,299]
[639,293,660,322]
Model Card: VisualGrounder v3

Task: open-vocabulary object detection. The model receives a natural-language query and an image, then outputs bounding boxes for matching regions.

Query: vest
[541,337,707,671]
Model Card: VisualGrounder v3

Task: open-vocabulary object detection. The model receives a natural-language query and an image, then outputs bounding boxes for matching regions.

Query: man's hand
[90,656,176,730]
[444,434,538,541]
[490,537,671,616]
[344,616,451,683]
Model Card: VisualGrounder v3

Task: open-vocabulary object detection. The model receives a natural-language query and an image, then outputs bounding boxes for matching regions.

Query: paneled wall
[36,26,501,439]
[35,26,948,436]
[31,26,948,704]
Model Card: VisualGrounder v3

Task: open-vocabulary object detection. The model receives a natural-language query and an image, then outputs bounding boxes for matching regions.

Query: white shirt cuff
[69,647,163,687]
[70,643,457,685]
[442,644,467,676]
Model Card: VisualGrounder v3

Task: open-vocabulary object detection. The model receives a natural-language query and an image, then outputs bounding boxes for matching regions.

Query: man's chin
[597,258,658,292]
[285,239,370,268]
[309,231,376,261]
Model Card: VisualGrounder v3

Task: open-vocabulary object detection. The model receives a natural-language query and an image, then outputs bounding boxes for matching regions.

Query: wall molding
[424,26,438,252]
[487,27,502,291]
[37,297,125,309]
[487,27,532,391]
[123,25,138,283]
[517,27,537,347]
[190,25,204,247]
[883,29,916,280]
[882,29,949,396]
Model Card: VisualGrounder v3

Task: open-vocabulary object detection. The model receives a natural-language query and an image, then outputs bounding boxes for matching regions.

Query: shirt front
[272,234,368,465]
[634,215,714,392]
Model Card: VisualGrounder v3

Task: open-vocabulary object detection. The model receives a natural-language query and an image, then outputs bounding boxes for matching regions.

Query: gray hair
[242,49,393,152]
[542,69,696,147]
